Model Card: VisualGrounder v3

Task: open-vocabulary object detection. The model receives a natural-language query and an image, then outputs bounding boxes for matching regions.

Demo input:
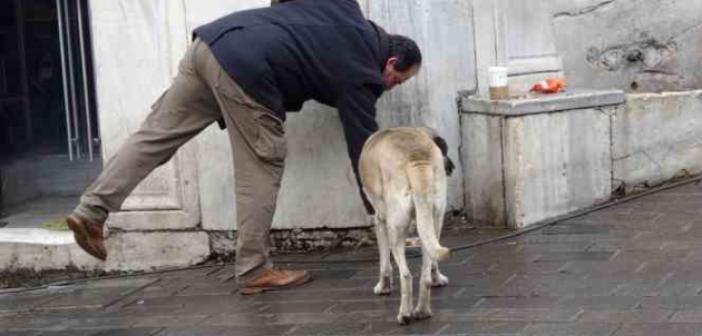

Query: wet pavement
[2,181,702,335]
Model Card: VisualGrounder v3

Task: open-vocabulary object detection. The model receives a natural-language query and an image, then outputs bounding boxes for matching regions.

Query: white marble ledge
[460,89,626,116]
[0,229,75,245]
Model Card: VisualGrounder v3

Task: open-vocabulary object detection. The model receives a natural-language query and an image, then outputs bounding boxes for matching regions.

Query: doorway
[0,0,100,229]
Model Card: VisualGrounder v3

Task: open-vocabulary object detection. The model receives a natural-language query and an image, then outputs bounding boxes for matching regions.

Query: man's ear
[385,56,399,69]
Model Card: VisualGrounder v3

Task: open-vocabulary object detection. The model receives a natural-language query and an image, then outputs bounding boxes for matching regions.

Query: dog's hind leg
[431,189,449,288]
[413,246,434,320]
[387,204,413,325]
[374,216,393,296]
[430,235,449,288]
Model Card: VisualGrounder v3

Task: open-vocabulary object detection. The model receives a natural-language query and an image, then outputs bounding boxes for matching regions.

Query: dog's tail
[407,162,450,262]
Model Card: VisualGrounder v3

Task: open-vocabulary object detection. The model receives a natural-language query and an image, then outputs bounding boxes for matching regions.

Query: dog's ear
[444,156,455,176]
[431,135,455,176]
[432,135,449,157]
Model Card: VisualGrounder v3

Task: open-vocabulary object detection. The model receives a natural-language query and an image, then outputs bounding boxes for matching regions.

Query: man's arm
[337,84,382,215]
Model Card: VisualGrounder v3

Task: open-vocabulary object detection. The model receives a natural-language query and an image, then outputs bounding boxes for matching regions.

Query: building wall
[90,0,477,231]
[551,0,702,92]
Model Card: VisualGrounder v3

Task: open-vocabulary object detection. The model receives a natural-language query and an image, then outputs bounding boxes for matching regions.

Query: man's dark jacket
[194,0,389,213]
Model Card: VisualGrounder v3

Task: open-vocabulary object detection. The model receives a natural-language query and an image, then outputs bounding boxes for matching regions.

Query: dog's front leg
[374,217,393,295]
[389,225,412,325]
[413,248,434,320]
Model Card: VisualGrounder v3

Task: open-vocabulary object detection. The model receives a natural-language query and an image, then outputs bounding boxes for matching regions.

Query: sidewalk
[2,181,702,336]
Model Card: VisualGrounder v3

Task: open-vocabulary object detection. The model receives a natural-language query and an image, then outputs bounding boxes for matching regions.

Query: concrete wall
[551,0,702,92]
[197,0,477,231]
[613,90,702,191]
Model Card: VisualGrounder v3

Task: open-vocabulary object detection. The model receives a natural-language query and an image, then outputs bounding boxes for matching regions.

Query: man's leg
[194,42,309,292]
[69,40,222,260]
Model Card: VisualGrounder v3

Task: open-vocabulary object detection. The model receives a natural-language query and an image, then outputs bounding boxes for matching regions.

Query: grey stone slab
[474,297,560,309]
[639,297,702,310]
[31,332,97,336]
[288,321,371,336]
[577,309,674,323]
[0,293,61,314]
[558,297,641,311]
[542,224,613,235]
[1,314,75,332]
[657,283,702,297]
[156,326,294,336]
[121,295,261,316]
[90,328,163,336]
[204,312,354,328]
[535,251,615,262]
[365,317,448,336]
[670,310,702,323]
[521,322,621,336]
[612,323,702,336]
[35,288,143,311]
[458,307,583,322]
[440,321,527,335]
[260,301,337,314]
[129,314,210,328]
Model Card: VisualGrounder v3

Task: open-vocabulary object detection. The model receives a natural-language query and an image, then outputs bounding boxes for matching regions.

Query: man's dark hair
[387,35,422,72]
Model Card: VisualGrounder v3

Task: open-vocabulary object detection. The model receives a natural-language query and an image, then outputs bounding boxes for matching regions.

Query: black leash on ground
[4,175,702,295]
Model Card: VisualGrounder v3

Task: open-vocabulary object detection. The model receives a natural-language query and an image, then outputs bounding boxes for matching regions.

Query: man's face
[382,57,419,90]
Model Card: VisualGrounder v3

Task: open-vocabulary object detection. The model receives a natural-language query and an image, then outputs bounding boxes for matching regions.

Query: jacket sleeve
[337,84,382,215]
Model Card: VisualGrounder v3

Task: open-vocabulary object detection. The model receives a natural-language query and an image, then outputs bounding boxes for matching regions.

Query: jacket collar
[367,20,390,73]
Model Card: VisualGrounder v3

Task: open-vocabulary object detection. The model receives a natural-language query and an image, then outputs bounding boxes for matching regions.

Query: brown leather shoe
[66,215,107,261]
[239,269,311,295]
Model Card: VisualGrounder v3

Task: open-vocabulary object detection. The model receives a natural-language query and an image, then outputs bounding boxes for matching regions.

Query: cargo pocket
[252,112,287,165]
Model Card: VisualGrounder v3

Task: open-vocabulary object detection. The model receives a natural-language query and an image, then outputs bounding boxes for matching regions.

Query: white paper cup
[488,66,509,100]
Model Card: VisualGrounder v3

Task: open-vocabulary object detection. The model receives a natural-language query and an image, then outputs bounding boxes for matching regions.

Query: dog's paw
[373,276,393,296]
[412,307,433,321]
[397,313,413,325]
[431,273,449,288]
[373,281,393,296]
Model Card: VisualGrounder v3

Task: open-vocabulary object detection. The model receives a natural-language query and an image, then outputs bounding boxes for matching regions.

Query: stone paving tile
[364,317,448,336]
[288,321,373,336]
[89,328,163,336]
[557,296,641,310]
[33,279,159,312]
[487,260,567,276]
[1,313,77,332]
[120,294,264,315]
[541,224,614,235]
[0,292,62,314]
[638,296,702,310]
[612,322,702,336]
[520,322,622,336]
[129,314,210,328]
[22,331,98,336]
[440,321,527,335]
[670,310,702,323]
[534,251,616,262]
[156,325,294,336]
[473,296,560,309]
[260,300,337,314]
[457,307,584,323]
[576,309,674,323]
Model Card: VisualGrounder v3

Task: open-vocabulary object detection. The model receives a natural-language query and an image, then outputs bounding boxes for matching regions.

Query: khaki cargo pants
[73,39,285,284]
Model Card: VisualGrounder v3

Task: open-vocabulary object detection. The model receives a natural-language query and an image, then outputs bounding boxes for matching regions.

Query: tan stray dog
[359,127,454,325]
